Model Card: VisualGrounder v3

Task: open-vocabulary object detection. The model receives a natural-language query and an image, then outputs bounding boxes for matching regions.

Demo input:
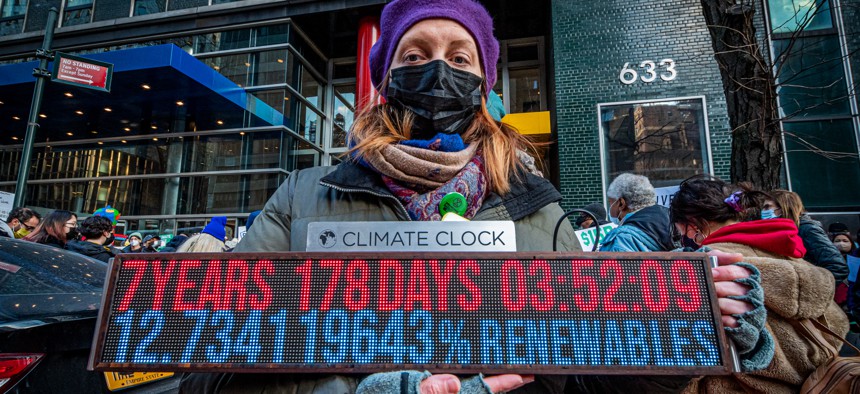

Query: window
[62,0,93,26]
[0,0,26,35]
[133,0,165,15]
[773,37,851,118]
[492,37,545,115]
[599,97,712,188]
[768,0,832,34]
[766,0,859,210]
[783,120,860,209]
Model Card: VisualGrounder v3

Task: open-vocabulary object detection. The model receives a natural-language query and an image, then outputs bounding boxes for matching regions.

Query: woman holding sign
[219,0,575,391]
[217,1,766,393]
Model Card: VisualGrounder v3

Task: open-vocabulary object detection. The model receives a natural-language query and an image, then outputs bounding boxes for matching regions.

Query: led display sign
[90,252,734,375]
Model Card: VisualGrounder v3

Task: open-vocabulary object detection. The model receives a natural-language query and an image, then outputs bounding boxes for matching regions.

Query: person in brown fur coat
[671,177,849,393]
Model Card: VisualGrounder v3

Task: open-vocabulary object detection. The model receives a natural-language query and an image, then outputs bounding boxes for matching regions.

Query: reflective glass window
[251,50,287,86]
[507,44,539,63]
[773,37,850,118]
[332,84,355,149]
[300,65,325,111]
[255,24,289,46]
[508,67,542,113]
[284,91,322,144]
[784,120,860,209]
[133,0,166,16]
[201,53,250,86]
[600,98,711,187]
[0,17,23,35]
[0,0,26,17]
[194,29,252,53]
[63,7,92,26]
[769,0,832,33]
[251,89,286,117]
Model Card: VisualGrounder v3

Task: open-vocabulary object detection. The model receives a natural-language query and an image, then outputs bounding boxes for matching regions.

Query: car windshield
[0,238,106,323]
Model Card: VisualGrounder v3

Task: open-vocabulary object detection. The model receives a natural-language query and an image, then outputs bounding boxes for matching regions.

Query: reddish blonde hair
[348,99,539,195]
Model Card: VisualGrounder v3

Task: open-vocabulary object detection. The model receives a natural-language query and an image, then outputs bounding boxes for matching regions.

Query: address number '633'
[619,59,677,85]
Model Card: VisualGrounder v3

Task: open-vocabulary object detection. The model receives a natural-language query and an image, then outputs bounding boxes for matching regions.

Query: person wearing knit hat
[177,216,228,253]
[202,216,227,240]
[121,232,143,253]
[219,1,578,393]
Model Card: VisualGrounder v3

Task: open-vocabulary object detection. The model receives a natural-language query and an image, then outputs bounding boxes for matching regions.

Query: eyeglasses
[65,222,78,228]
[21,223,36,231]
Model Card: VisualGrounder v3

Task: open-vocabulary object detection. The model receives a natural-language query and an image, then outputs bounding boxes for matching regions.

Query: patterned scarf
[358,133,488,221]
[384,155,487,221]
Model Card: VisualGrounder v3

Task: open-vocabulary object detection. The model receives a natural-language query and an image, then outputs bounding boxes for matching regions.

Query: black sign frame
[89,252,734,375]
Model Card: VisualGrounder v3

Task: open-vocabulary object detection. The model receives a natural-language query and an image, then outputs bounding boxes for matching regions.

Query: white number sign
[619,59,677,84]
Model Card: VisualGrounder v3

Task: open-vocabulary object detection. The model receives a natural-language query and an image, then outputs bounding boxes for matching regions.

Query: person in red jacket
[670,176,848,393]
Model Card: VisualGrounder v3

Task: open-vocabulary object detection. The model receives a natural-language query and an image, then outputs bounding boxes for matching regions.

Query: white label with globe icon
[306,221,516,252]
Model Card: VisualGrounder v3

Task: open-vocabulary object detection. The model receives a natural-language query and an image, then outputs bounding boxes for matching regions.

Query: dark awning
[0,44,282,144]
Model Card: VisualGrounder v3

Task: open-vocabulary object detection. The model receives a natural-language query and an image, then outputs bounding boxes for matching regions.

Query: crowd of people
[0,205,236,262]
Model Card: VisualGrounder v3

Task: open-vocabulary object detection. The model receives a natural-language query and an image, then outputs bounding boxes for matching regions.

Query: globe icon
[319,230,336,248]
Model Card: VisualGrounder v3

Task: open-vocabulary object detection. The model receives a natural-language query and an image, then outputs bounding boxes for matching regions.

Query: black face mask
[104,234,115,246]
[67,227,80,241]
[387,60,484,140]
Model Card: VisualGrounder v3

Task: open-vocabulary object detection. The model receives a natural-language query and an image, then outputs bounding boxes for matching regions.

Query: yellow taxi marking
[104,372,174,391]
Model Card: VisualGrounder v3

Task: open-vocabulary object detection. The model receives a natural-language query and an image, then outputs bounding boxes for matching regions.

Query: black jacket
[799,214,849,283]
[65,239,115,263]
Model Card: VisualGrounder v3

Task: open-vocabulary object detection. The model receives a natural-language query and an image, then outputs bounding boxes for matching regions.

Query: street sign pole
[14,7,58,208]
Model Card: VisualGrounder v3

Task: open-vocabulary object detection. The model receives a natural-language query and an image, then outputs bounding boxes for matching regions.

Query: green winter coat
[181,161,578,394]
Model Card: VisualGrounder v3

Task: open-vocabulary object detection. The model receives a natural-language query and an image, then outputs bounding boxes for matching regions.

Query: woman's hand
[709,249,753,328]
[420,374,534,394]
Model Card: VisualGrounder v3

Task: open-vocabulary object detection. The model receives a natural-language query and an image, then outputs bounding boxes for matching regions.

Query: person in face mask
[21,210,77,249]
[208,1,578,394]
[832,233,856,257]
[0,207,41,239]
[64,215,115,263]
[770,189,848,284]
[121,232,143,253]
[599,173,675,252]
[670,176,847,392]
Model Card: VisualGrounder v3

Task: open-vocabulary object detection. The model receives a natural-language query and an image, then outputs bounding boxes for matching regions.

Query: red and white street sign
[51,52,113,92]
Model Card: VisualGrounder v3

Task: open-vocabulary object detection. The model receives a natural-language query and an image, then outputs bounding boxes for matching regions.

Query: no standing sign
[51,52,113,92]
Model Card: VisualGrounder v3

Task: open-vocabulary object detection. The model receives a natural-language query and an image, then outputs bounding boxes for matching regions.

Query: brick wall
[550,0,733,210]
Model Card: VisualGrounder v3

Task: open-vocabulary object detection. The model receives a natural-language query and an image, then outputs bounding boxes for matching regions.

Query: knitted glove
[724,262,774,371]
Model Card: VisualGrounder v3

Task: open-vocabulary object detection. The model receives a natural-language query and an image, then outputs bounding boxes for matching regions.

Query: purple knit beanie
[369,0,499,98]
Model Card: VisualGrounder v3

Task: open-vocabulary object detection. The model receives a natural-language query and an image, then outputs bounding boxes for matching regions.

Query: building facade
[0,0,857,237]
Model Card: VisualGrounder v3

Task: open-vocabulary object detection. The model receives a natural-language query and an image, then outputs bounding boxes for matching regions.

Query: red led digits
[570,260,599,311]
[500,260,527,311]
[197,260,224,310]
[150,260,178,310]
[429,260,456,311]
[319,260,343,311]
[173,260,202,311]
[117,260,147,311]
[295,259,313,311]
[249,260,274,310]
[378,260,404,311]
[599,260,628,312]
[671,260,702,312]
[344,260,371,311]
[528,260,555,311]
[456,259,482,311]
[404,260,432,311]
[223,260,250,310]
[640,260,669,312]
